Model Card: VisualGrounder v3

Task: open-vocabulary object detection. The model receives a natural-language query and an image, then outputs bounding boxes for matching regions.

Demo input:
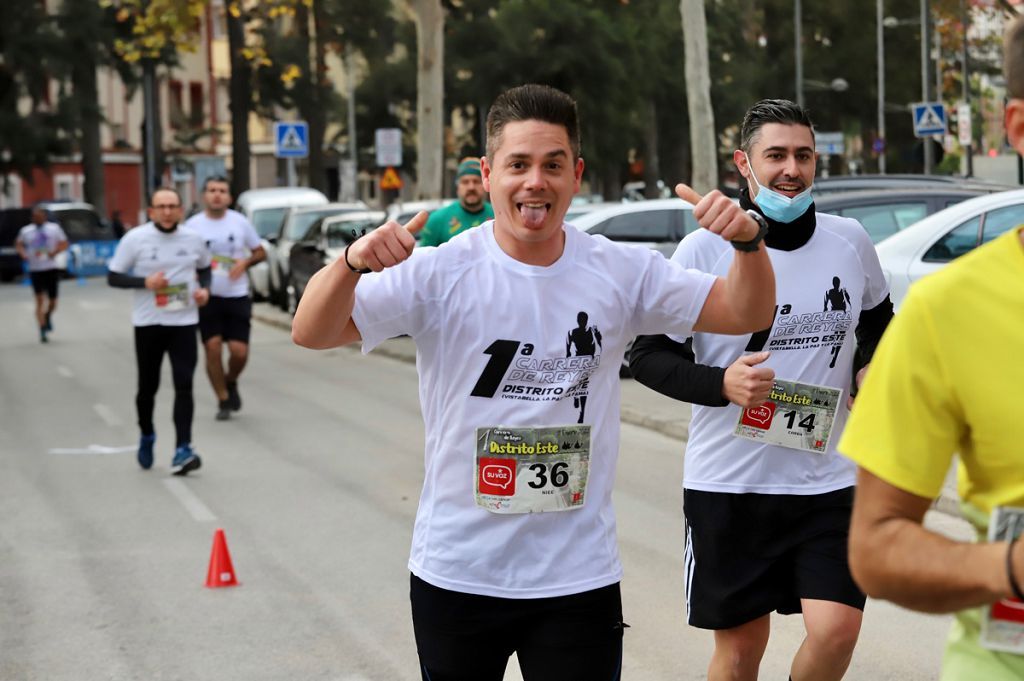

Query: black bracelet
[1007,535,1024,600]
[344,244,371,274]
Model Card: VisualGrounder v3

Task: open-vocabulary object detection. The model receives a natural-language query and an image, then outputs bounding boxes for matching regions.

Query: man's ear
[733,149,750,180]
[481,156,492,192]
[1006,99,1024,154]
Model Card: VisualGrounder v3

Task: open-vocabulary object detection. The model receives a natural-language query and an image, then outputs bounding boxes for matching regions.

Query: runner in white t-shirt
[630,100,894,681]
[15,207,68,343]
[291,84,777,681]
[184,176,265,421]
[107,188,212,476]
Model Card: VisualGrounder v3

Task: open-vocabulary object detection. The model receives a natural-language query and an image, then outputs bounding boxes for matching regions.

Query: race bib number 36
[733,379,842,454]
[475,425,590,514]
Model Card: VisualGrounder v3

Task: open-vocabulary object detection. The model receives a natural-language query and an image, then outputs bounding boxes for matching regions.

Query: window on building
[169,80,184,129]
[189,82,204,128]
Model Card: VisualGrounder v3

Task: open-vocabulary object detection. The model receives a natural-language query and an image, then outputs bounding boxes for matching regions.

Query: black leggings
[410,574,625,681]
[134,324,198,447]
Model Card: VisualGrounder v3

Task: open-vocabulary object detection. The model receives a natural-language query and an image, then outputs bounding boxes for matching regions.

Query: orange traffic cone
[205,528,239,588]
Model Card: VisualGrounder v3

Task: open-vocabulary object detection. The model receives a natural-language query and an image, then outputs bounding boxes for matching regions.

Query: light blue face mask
[744,153,813,223]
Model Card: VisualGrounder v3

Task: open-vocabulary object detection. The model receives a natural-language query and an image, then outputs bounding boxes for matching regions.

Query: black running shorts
[683,486,865,630]
[410,574,626,681]
[198,295,252,343]
[29,269,60,298]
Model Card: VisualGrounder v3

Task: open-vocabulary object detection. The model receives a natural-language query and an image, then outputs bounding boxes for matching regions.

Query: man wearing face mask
[629,100,894,681]
[108,187,212,476]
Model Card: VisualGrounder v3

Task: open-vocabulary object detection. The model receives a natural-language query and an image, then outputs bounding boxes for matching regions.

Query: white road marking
[56,365,74,378]
[162,479,217,522]
[48,444,137,455]
[92,403,123,427]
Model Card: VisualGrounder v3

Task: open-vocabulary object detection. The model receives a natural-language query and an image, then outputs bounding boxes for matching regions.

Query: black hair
[739,99,815,152]
[486,84,581,161]
[148,186,183,207]
[202,175,231,192]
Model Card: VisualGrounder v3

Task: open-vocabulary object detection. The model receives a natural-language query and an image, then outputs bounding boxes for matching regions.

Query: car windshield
[251,207,288,238]
[288,208,358,241]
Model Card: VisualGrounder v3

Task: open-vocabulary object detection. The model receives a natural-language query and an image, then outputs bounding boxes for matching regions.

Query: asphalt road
[0,281,964,680]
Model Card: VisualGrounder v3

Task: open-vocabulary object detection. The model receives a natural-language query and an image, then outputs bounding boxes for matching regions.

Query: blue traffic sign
[274,121,309,158]
[912,103,947,138]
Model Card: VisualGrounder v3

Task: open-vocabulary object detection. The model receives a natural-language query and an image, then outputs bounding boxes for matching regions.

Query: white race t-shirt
[184,209,261,298]
[107,223,211,327]
[17,222,67,272]
[675,213,889,495]
[352,221,716,599]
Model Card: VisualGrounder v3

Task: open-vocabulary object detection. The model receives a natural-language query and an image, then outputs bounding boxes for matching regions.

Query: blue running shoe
[138,433,156,470]
[171,444,202,476]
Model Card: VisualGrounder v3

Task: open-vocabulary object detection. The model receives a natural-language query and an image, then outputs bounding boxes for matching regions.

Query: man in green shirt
[418,157,494,246]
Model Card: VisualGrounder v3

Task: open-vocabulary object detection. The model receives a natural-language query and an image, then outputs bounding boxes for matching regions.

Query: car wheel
[275,268,290,310]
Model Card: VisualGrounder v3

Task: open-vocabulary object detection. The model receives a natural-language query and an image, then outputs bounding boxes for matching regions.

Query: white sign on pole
[957,102,972,147]
[815,131,845,156]
[375,128,403,167]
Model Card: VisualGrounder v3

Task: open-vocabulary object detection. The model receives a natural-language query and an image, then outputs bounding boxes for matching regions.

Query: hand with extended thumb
[676,183,761,243]
[345,211,423,273]
[722,351,775,408]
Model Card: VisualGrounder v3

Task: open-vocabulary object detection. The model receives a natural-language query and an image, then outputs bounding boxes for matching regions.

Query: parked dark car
[286,210,385,313]
[813,188,990,243]
[813,174,1014,195]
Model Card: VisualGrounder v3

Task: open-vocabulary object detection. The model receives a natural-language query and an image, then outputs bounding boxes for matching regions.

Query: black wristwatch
[731,210,769,252]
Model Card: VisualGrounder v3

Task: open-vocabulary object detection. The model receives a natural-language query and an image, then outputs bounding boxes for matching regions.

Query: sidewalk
[255,303,961,519]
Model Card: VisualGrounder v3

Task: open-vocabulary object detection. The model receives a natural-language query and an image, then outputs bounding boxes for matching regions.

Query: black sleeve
[197,266,211,290]
[628,334,730,407]
[851,294,895,394]
[107,270,146,289]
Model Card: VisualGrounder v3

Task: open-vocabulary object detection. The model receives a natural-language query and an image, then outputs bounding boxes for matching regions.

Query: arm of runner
[292,212,424,350]
[849,468,1022,613]
[229,244,266,280]
[51,238,69,258]
[628,334,729,406]
[15,237,26,261]
[675,184,776,335]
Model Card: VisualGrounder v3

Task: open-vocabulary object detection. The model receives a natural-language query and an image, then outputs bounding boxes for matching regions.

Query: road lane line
[92,403,123,427]
[162,479,217,522]
[49,444,136,455]
[56,365,74,378]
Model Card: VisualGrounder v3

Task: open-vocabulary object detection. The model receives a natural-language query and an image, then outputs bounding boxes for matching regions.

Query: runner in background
[15,206,68,344]
[108,187,211,475]
[184,176,264,421]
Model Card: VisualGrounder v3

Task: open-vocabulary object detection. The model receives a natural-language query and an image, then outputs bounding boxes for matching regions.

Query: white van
[234,187,328,300]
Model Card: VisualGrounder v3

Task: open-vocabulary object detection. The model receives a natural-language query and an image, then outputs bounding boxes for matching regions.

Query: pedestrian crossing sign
[380,166,403,191]
[912,103,947,138]
[274,121,309,158]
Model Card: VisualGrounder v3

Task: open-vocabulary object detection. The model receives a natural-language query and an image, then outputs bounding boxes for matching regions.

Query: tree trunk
[680,0,717,194]
[410,0,444,200]
[72,52,106,216]
[227,5,251,197]
[307,0,329,194]
[642,98,661,199]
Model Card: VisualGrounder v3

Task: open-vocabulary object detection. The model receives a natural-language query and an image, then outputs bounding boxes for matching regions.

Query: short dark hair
[739,99,815,152]
[486,84,581,161]
[148,186,183,207]
[1006,16,1024,99]
[202,175,231,192]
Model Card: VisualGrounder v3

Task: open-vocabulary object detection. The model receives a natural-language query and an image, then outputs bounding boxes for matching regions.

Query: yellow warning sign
[380,166,403,190]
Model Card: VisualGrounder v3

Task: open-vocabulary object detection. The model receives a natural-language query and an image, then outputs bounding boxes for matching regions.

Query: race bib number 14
[475,425,590,514]
[734,379,842,454]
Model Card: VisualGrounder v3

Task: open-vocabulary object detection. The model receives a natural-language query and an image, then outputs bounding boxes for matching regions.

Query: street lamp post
[921,0,934,174]
[961,0,973,177]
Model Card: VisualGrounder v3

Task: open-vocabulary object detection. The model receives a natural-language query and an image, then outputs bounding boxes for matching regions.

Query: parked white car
[269,202,368,309]
[568,198,697,258]
[235,187,329,300]
[875,188,1024,308]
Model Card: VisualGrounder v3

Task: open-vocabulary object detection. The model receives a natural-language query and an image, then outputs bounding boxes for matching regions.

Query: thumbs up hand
[676,183,761,243]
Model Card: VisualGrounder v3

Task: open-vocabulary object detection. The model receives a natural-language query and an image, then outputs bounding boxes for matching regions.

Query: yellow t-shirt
[839,226,1024,680]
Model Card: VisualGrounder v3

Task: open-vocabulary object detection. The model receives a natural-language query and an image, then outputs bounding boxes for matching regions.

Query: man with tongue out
[630,99,894,681]
[292,83,776,680]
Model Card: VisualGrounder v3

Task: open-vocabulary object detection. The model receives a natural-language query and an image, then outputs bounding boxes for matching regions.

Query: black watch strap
[731,210,769,252]
[344,244,371,274]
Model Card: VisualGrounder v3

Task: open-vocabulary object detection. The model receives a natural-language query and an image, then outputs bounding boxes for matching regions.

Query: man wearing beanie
[418,157,494,247]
